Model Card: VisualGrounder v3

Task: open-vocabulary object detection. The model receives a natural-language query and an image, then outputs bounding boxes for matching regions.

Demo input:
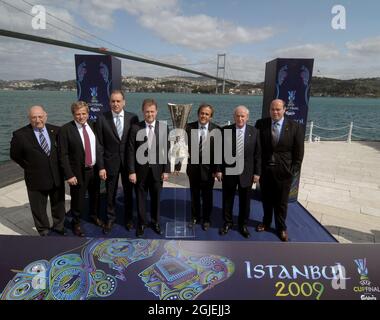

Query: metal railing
[173,120,378,143]
[306,121,379,143]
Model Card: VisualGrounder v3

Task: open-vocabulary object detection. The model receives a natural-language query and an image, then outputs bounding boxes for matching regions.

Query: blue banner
[262,58,314,201]
[75,54,121,121]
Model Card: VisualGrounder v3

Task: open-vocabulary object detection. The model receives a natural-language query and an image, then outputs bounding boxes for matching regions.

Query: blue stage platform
[59,188,337,243]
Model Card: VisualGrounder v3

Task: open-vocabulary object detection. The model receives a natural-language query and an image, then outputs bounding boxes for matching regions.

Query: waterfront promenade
[0,141,379,243]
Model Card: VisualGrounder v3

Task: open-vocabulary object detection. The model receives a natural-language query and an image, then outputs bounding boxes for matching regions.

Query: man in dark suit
[127,99,170,238]
[96,90,139,234]
[175,104,222,231]
[58,101,101,237]
[255,99,305,242]
[219,105,261,238]
[10,105,66,236]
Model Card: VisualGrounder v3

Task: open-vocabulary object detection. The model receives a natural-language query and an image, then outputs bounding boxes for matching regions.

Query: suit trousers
[70,168,100,225]
[135,168,162,226]
[27,185,66,235]
[222,175,252,226]
[260,165,292,231]
[105,164,134,224]
[189,177,214,222]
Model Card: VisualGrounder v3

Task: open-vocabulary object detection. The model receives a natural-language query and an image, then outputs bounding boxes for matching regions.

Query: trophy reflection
[165,103,195,238]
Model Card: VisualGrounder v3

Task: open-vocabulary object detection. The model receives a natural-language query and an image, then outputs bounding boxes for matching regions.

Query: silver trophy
[166,103,194,238]
[168,103,192,161]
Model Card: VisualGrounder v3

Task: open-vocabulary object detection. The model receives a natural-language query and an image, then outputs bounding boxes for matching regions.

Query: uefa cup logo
[288,90,296,108]
[354,258,370,286]
[90,87,98,103]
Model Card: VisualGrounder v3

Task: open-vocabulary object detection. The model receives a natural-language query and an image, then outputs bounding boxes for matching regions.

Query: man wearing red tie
[58,101,101,237]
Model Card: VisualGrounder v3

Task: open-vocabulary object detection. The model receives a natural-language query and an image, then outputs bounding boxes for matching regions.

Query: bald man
[10,106,66,236]
[220,106,261,239]
[255,99,304,242]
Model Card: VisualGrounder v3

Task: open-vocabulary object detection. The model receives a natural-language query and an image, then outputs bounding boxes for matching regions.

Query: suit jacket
[255,117,304,179]
[10,124,63,191]
[96,110,138,175]
[180,121,222,181]
[58,120,97,185]
[222,124,261,188]
[127,120,170,182]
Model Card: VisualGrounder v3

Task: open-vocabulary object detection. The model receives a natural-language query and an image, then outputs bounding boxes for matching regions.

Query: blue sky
[1,0,380,81]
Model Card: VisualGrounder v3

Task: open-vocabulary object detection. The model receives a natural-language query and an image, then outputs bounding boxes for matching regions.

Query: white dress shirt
[75,121,96,166]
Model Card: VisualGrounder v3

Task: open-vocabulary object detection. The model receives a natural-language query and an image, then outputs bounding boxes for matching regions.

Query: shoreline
[2,89,380,99]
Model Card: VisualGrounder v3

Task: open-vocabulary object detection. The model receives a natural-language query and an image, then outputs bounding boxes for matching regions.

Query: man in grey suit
[96,90,139,234]
[10,105,66,236]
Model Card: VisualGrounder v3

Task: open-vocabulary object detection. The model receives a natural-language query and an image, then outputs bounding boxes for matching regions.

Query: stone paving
[0,141,379,243]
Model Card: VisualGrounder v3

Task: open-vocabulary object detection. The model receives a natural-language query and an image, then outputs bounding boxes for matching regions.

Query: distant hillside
[1,76,380,97]
[310,77,380,97]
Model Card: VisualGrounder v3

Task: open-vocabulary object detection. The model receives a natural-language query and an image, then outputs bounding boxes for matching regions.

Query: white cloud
[346,36,380,57]
[274,44,340,60]
[0,40,75,80]
[121,0,276,50]
[138,12,275,50]
[0,0,80,42]
[60,0,277,50]
[1,1,379,81]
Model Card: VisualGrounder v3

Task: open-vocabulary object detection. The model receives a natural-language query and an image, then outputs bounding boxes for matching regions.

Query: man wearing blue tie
[10,105,66,236]
[96,90,139,234]
[255,99,305,242]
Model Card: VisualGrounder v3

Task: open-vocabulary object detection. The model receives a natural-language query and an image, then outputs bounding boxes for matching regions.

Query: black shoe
[239,225,251,238]
[151,223,163,235]
[72,223,85,237]
[219,223,232,236]
[256,223,269,232]
[278,230,289,242]
[188,218,198,228]
[39,230,50,237]
[202,221,210,231]
[136,225,145,238]
[125,221,134,231]
[91,215,105,228]
[103,221,114,235]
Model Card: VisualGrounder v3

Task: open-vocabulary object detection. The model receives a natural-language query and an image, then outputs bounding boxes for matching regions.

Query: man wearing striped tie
[219,106,261,238]
[10,105,66,236]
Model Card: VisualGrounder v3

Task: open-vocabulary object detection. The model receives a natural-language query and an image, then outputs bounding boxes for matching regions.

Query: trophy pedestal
[165,221,195,238]
[165,102,194,239]
[164,186,195,239]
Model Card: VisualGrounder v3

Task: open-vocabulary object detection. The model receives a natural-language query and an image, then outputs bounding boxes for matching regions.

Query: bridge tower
[215,53,226,94]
